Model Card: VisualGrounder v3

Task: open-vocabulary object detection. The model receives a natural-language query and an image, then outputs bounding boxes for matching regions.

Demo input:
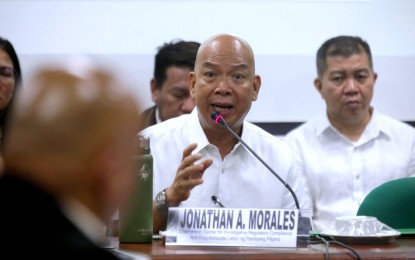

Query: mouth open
[212,104,233,115]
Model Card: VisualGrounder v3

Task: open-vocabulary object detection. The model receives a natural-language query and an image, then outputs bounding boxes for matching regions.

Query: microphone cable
[312,235,362,260]
[314,234,330,260]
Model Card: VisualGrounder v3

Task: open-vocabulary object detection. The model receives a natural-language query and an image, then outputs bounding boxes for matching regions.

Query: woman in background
[0,37,22,173]
[0,37,22,150]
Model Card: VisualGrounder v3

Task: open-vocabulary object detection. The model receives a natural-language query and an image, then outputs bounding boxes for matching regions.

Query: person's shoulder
[140,113,191,138]
[244,121,278,139]
[244,121,290,148]
[376,112,415,135]
[140,106,156,116]
[377,112,413,128]
[244,122,298,167]
[285,115,322,141]
[0,174,45,199]
[139,106,157,130]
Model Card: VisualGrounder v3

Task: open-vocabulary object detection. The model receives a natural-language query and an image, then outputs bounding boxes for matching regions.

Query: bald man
[141,34,311,233]
[0,61,141,258]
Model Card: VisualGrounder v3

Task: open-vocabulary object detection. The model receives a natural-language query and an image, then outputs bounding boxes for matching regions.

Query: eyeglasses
[0,66,17,85]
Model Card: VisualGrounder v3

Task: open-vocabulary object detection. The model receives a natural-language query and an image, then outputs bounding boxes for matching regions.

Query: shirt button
[356,174,360,180]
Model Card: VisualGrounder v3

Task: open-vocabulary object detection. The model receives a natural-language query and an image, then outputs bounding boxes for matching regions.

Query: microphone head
[210,111,220,121]
[210,111,226,126]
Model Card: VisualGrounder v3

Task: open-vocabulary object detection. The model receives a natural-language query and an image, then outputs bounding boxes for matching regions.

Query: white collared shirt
[155,107,162,124]
[59,197,107,246]
[141,108,311,211]
[285,109,415,230]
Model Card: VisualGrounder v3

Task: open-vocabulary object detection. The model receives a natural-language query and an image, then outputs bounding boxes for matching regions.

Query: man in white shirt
[142,34,311,233]
[285,35,415,231]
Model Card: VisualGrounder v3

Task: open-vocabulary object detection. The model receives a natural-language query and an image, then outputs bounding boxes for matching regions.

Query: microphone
[212,111,312,239]
[210,111,300,210]
[211,195,225,208]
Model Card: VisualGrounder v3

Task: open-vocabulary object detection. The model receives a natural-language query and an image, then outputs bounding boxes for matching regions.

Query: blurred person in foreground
[141,34,311,233]
[0,59,141,258]
[285,35,415,231]
[0,37,22,165]
[139,40,200,131]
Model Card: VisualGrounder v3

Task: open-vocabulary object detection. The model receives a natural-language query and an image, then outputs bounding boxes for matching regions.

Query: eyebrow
[200,62,249,70]
[329,67,371,74]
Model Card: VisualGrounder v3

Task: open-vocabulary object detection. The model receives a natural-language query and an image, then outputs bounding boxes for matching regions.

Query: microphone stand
[210,111,312,244]
[211,111,300,210]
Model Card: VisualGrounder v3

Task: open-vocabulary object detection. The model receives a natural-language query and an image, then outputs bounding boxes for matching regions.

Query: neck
[205,125,241,160]
[329,108,373,142]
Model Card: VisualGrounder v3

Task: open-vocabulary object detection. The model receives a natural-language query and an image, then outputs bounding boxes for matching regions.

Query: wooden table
[113,237,415,259]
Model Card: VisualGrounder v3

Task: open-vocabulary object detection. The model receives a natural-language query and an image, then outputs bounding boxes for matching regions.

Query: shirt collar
[187,108,211,153]
[316,108,389,144]
[59,197,107,246]
[360,109,391,140]
[155,107,162,124]
[187,108,249,155]
[315,114,332,137]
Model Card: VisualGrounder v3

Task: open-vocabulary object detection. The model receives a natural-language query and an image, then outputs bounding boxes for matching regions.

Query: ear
[373,72,378,83]
[188,72,196,99]
[314,78,324,98]
[150,79,159,103]
[251,75,261,101]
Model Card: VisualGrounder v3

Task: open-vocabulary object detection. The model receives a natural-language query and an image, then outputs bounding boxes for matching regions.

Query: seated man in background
[141,34,311,233]
[139,40,200,131]
[109,40,200,236]
[285,35,415,231]
[0,59,141,258]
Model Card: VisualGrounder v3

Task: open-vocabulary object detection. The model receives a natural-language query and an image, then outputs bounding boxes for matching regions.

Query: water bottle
[119,135,153,243]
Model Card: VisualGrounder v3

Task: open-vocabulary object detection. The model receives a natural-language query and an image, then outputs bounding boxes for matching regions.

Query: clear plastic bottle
[119,135,153,243]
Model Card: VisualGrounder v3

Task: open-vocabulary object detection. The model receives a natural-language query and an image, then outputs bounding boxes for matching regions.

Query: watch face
[156,191,166,208]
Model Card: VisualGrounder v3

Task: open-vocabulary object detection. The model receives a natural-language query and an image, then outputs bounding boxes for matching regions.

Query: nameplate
[163,208,299,247]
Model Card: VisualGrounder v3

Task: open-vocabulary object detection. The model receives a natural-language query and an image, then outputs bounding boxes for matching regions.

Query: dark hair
[0,37,22,145]
[316,36,373,77]
[153,40,200,89]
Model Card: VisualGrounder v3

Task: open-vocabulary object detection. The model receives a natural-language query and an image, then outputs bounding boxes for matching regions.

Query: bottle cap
[136,135,150,149]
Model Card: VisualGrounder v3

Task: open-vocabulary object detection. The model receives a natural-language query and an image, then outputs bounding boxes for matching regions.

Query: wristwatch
[155,189,169,213]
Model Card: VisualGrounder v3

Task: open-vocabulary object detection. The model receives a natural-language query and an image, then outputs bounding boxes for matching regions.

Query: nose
[344,78,358,94]
[214,76,231,95]
[181,96,195,113]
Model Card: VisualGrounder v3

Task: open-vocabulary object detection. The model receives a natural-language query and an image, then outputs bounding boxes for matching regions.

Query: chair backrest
[357,177,415,229]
